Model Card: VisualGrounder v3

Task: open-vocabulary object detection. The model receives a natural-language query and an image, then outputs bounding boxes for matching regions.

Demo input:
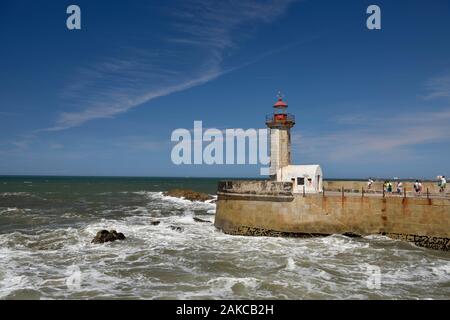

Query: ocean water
[0,176,449,300]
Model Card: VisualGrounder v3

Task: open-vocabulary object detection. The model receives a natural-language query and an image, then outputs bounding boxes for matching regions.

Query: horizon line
[0,174,439,181]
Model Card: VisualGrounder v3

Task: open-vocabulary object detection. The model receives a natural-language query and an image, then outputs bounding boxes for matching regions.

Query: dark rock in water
[163,189,214,202]
[342,232,361,238]
[193,217,212,223]
[150,220,161,226]
[116,232,126,240]
[169,225,184,232]
[91,230,126,244]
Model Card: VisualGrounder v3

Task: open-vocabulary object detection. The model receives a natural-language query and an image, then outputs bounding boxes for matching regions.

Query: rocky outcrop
[220,225,326,238]
[150,220,161,226]
[193,217,212,223]
[169,225,184,232]
[91,230,126,244]
[163,189,214,202]
[342,232,361,238]
[384,233,450,251]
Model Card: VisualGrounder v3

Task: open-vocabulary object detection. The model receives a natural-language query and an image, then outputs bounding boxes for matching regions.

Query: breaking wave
[0,189,449,299]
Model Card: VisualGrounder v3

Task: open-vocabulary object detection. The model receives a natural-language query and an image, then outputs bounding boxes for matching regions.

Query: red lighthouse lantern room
[265,92,295,128]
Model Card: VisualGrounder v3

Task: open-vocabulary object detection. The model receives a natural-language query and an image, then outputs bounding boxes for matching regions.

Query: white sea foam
[364,234,394,241]
[285,257,296,271]
[136,191,216,212]
[207,276,261,291]
[0,275,30,298]
[0,192,31,197]
[0,188,448,300]
[0,207,34,216]
[0,207,20,212]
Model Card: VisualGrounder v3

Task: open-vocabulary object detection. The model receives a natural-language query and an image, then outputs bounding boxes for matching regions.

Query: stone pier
[215,180,450,251]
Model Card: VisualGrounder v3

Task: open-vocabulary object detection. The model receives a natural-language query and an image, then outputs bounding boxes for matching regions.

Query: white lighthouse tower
[265,92,295,180]
[265,93,323,193]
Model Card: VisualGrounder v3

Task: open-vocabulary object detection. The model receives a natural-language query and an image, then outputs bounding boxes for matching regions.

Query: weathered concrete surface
[215,181,450,251]
[218,180,293,196]
[269,128,291,177]
[164,189,213,202]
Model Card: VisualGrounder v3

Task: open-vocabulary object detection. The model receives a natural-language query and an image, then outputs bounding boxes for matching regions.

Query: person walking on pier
[439,176,447,193]
[384,181,393,193]
[367,178,374,190]
[396,181,403,194]
[414,180,422,195]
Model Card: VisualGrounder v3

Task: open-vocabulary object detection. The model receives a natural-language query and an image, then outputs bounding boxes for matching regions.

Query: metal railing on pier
[265,113,295,126]
[321,186,450,200]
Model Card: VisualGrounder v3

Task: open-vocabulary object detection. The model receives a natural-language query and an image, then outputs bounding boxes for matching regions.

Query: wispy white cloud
[0,133,37,156]
[47,0,297,131]
[49,67,222,131]
[294,107,450,161]
[422,74,450,100]
[8,133,36,151]
[332,114,375,125]
[300,73,450,163]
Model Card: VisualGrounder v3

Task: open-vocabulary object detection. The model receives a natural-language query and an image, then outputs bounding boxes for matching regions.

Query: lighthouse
[265,92,295,181]
[265,92,323,193]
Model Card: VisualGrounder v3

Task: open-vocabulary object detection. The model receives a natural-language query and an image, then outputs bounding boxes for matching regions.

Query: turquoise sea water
[0,176,449,299]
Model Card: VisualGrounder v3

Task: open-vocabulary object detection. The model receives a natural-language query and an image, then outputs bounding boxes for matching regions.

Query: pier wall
[323,180,447,194]
[215,181,450,250]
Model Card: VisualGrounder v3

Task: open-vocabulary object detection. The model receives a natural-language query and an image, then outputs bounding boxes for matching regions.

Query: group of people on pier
[366,176,446,196]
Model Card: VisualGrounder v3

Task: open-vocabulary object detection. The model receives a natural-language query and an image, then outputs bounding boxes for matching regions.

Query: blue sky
[1,0,450,179]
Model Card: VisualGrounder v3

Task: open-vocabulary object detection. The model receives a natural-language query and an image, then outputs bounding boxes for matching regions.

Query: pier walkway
[321,189,450,200]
